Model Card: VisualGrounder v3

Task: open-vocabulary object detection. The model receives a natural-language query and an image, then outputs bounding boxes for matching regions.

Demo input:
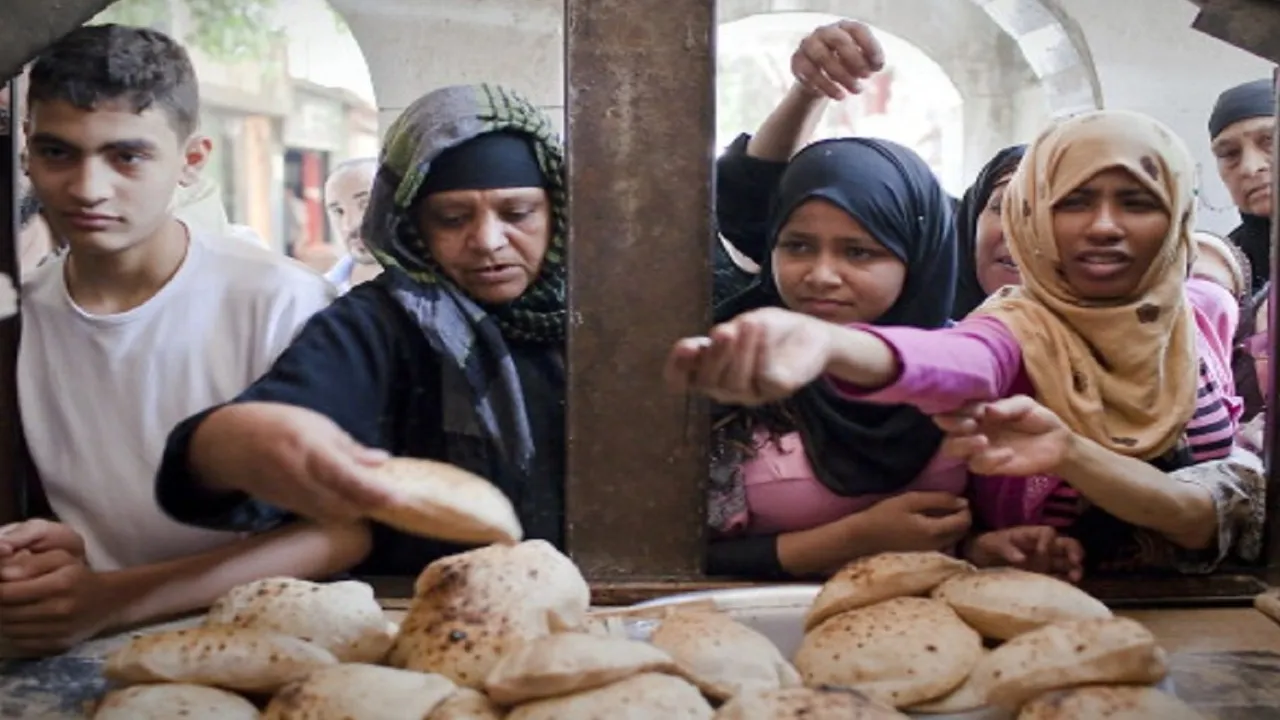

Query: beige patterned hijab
[974,110,1199,460]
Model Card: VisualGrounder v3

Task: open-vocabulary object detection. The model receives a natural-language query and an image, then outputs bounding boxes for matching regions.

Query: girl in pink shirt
[705,137,969,580]
[673,110,1264,579]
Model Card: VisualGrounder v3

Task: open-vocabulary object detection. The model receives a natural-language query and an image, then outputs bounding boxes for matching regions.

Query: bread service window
[0,0,1275,608]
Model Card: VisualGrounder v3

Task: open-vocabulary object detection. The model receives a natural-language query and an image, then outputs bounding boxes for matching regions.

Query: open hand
[965,525,1085,583]
[934,396,1075,477]
[665,308,834,406]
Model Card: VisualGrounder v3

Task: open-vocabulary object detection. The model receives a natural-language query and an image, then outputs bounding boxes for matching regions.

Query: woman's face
[1050,168,1171,301]
[771,199,907,325]
[416,187,551,304]
[974,174,1020,295]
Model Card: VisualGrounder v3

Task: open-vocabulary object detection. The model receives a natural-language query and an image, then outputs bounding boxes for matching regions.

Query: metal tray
[628,585,1177,719]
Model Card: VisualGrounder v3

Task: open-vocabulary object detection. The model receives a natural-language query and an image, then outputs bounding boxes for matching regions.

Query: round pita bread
[428,688,505,720]
[1017,684,1203,719]
[932,568,1112,640]
[485,632,677,705]
[104,626,337,694]
[805,552,973,631]
[262,663,456,719]
[794,597,982,709]
[970,618,1168,709]
[364,457,523,546]
[205,577,395,663]
[390,540,591,687]
[505,672,714,720]
[649,610,801,702]
[1255,589,1280,625]
[713,687,909,719]
[93,684,259,720]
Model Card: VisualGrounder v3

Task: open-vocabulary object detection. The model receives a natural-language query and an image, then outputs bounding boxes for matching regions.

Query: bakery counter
[0,603,1278,718]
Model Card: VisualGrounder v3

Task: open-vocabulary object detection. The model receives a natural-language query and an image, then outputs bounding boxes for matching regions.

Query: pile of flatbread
[90,540,1205,719]
[788,551,1204,718]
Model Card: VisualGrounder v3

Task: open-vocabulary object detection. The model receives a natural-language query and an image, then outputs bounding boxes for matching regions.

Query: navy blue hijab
[716,137,958,495]
[951,145,1026,319]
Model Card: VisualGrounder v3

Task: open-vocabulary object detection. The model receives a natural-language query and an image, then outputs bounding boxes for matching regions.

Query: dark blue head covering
[952,144,1026,319]
[1209,79,1275,139]
[715,137,958,496]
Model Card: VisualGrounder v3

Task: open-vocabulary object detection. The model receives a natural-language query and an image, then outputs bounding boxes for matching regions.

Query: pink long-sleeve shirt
[829,278,1241,529]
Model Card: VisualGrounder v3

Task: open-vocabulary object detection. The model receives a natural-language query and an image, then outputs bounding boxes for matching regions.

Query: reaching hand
[934,395,1076,477]
[189,402,395,524]
[665,308,835,406]
[791,20,887,100]
[965,525,1085,584]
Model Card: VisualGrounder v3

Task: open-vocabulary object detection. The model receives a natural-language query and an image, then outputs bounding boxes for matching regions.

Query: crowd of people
[0,18,1271,654]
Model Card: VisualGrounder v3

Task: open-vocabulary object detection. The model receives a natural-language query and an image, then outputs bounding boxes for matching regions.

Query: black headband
[1209,79,1276,139]
[419,131,546,197]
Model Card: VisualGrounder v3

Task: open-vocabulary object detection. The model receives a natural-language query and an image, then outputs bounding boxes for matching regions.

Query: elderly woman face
[415,186,552,305]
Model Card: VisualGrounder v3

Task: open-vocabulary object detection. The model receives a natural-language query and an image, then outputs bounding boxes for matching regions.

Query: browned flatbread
[649,610,801,702]
[104,626,337,694]
[205,577,395,663]
[485,632,676,705]
[364,457,523,546]
[713,687,909,719]
[262,663,457,719]
[505,672,714,720]
[1255,589,1280,624]
[93,684,260,720]
[932,568,1112,640]
[1017,684,1204,719]
[794,597,983,709]
[805,552,973,631]
[428,688,505,720]
[970,618,1169,709]
[389,540,591,687]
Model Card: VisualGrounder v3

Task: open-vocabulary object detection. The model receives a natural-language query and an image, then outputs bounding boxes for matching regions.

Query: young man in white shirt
[322,157,382,293]
[7,24,367,654]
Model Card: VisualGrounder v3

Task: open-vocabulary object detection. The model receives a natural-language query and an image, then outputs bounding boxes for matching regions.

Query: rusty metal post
[1264,68,1280,582]
[0,81,23,525]
[563,0,714,585]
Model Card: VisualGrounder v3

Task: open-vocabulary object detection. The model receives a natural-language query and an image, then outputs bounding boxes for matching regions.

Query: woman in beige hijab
[667,110,1263,579]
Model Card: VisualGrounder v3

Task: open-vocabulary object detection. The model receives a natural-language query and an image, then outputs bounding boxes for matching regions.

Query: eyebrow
[782,230,878,245]
[29,133,157,154]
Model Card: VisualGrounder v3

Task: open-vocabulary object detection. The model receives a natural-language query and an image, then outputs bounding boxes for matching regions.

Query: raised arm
[716,20,885,263]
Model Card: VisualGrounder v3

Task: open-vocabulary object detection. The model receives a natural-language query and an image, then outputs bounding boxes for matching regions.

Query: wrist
[1051,430,1088,477]
[99,567,158,631]
[789,82,827,104]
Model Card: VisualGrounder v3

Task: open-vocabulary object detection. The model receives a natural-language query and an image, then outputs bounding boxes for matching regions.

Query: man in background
[322,157,381,293]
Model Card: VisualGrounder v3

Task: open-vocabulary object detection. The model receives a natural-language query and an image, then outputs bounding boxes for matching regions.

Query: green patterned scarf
[361,84,565,474]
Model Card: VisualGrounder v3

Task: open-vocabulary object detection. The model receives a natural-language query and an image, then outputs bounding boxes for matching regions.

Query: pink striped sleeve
[827,316,1025,415]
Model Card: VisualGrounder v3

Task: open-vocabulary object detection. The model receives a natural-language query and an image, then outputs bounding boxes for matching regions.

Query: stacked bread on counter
[93,454,1195,718]
[91,540,1205,719]
[793,551,1203,718]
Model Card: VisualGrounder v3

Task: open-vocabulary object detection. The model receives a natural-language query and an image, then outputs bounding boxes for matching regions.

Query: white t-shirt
[18,229,336,571]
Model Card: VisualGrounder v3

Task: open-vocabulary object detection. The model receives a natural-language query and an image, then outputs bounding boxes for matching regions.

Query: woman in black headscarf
[707,138,970,579]
[152,85,570,575]
[951,145,1026,319]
